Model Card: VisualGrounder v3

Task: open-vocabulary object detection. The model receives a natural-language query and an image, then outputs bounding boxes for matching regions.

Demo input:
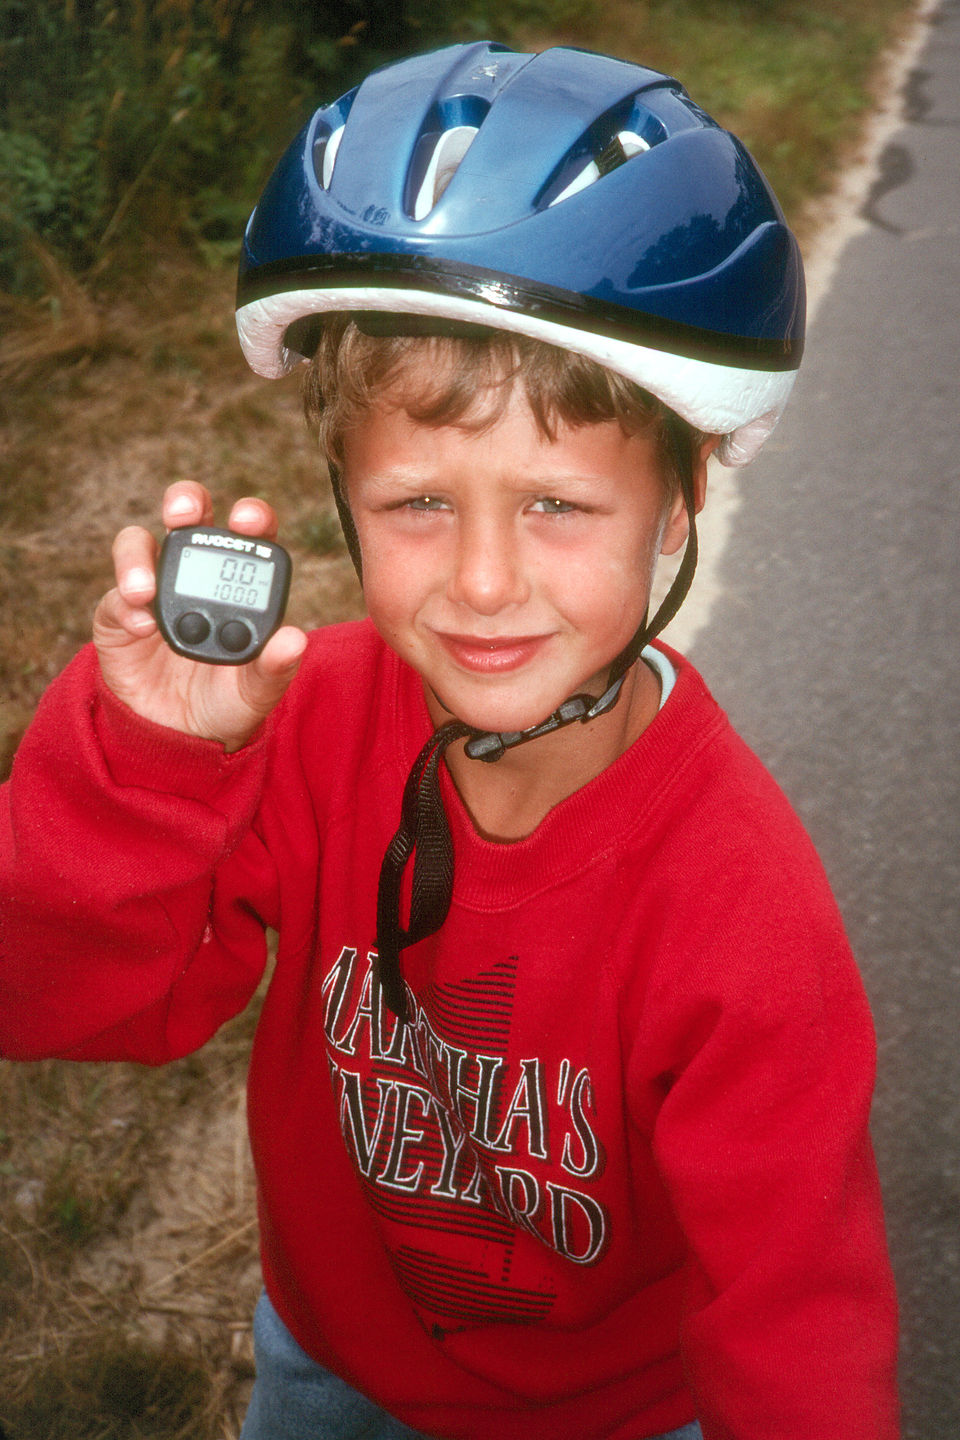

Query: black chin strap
[375,720,474,1021]
[364,417,699,1019]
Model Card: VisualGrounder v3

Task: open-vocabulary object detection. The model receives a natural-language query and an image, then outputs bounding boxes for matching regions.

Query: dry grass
[0,255,363,775]
[0,994,268,1439]
[0,240,107,383]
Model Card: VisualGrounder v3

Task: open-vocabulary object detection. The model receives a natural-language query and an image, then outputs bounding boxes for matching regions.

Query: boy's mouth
[433,631,550,674]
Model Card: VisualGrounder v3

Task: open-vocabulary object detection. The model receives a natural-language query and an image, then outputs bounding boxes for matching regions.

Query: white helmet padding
[236,286,795,468]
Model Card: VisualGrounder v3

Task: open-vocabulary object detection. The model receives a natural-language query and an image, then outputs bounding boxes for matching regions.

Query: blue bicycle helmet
[237,41,804,467]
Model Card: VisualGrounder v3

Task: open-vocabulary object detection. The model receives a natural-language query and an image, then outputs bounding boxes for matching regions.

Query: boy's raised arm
[0,482,302,1063]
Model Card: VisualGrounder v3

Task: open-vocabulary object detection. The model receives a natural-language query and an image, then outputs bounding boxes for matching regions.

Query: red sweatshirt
[0,622,898,1440]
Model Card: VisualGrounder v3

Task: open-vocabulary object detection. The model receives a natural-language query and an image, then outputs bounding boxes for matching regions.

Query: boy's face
[342,366,694,736]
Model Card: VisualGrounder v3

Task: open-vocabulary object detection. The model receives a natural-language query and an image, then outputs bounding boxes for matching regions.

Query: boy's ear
[660,434,720,556]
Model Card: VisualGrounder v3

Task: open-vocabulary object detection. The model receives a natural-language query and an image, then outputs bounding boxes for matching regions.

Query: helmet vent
[411,125,480,221]
[310,86,359,193]
[547,129,650,208]
[315,124,346,190]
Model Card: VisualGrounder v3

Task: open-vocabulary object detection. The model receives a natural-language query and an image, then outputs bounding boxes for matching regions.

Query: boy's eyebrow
[347,465,620,491]
[346,468,440,491]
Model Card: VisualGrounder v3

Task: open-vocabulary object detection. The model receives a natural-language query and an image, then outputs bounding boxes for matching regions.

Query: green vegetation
[0,0,601,299]
[0,0,919,1434]
[1,0,911,302]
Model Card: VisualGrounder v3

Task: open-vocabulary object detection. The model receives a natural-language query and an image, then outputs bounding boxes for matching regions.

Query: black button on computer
[176,611,211,645]
[218,619,252,653]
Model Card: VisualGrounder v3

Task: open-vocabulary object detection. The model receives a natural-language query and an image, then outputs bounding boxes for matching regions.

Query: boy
[0,42,898,1440]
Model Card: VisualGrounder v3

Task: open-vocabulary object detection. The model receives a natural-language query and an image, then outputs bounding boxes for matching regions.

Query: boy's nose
[447,518,529,615]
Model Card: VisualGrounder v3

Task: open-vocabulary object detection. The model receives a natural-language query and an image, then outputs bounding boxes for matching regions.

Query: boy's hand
[93,481,308,751]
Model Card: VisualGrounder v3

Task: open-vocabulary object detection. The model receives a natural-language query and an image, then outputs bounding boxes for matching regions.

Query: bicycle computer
[155,527,291,665]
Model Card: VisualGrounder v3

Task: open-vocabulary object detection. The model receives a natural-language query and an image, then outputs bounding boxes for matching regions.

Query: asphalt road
[689,3,960,1434]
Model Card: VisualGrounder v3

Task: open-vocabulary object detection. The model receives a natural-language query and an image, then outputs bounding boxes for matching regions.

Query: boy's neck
[428,660,662,844]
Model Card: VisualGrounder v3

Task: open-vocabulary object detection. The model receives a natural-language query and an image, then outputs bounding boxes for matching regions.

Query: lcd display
[174,546,274,613]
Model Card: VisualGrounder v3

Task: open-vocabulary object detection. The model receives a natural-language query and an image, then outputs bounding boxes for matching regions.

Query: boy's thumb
[241,627,308,716]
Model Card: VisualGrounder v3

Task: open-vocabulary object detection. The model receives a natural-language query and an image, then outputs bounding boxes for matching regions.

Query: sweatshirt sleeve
[635,794,900,1439]
[0,645,278,1064]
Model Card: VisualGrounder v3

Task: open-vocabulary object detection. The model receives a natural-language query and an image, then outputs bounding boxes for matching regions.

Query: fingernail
[167,495,194,517]
[232,504,260,526]
[126,567,153,593]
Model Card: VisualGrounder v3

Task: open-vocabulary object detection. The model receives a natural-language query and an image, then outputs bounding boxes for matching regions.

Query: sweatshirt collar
[388,642,724,912]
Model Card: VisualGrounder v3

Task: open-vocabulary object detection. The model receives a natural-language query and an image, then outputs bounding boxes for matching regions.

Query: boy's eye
[531,496,577,515]
[406,495,448,512]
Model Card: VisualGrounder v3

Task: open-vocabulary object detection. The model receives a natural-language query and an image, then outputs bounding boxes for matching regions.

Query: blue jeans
[240,1292,703,1440]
